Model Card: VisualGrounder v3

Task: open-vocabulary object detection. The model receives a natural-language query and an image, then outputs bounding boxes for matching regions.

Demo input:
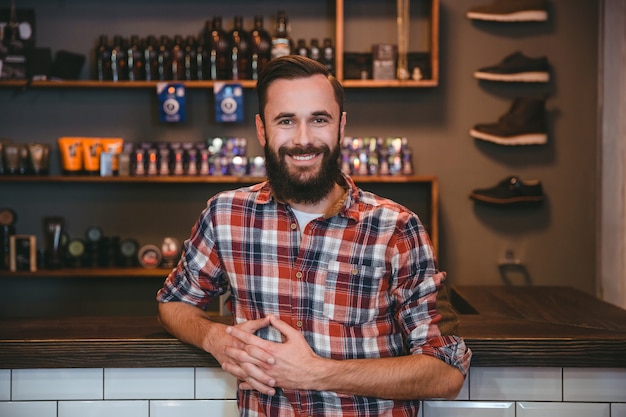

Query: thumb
[268,315,299,339]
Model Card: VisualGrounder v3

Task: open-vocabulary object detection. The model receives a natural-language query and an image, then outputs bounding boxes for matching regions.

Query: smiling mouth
[291,153,318,161]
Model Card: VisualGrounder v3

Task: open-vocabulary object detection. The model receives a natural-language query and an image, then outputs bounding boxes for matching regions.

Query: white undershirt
[291,208,324,233]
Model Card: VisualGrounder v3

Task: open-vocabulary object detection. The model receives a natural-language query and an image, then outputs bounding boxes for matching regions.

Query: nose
[292,122,314,147]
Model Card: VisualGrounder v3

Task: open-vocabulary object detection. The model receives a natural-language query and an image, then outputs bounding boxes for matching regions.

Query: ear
[255,114,267,147]
[339,111,347,139]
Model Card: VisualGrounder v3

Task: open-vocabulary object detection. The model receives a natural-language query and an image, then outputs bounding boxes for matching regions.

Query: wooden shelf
[0,174,436,184]
[0,0,439,90]
[0,267,171,279]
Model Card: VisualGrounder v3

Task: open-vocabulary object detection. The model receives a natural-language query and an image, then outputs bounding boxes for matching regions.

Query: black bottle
[143,35,159,81]
[127,35,144,81]
[309,38,321,62]
[229,16,251,80]
[110,35,128,82]
[322,37,335,75]
[249,15,271,80]
[195,36,208,80]
[296,39,308,57]
[158,35,172,80]
[95,34,112,81]
[271,11,292,59]
[170,35,185,81]
[205,16,230,80]
[184,35,198,81]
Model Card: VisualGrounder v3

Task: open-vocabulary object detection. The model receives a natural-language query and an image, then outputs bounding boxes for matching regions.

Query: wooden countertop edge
[1,325,626,369]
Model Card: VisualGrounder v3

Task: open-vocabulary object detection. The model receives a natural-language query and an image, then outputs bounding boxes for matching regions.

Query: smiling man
[157,55,471,416]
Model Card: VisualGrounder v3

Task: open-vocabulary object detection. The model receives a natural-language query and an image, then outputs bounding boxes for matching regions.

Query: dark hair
[255,55,345,123]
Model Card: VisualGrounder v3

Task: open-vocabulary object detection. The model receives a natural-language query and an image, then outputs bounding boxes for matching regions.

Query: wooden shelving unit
[0,0,439,90]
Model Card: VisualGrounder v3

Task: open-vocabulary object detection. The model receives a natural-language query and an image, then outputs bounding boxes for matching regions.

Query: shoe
[470,97,548,145]
[474,51,550,82]
[470,176,544,205]
[467,0,549,22]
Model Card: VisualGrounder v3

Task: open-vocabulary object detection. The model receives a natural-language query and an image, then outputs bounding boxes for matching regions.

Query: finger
[227,325,274,352]
[239,378,276,396]
[223,344,273,368]
[238,316,272,333]
[268,315,299,339]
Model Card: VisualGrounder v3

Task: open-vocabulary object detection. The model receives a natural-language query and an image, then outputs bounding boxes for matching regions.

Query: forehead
[265,74,339,116]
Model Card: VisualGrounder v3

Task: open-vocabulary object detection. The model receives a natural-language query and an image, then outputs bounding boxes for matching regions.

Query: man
[157,55,471,416]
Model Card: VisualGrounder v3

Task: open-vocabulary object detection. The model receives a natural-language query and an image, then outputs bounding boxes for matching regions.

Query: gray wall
[2,0,599,296]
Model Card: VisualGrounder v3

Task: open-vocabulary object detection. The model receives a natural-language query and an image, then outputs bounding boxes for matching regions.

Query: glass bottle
[170,35,185,81]
[183,35,198,81]
[110,35,128,82]
[195,36,208,80]
[249,15,271,80]
[271,11,292,60]
[127,35,144,81]
[143,35,159,81]
[95,34,112,81]
[206,16,230,80]
[309,38,321,62]
[322,37,335,75]
[157,35,172,80]
[229,16,251,80]
[296,38,308,57]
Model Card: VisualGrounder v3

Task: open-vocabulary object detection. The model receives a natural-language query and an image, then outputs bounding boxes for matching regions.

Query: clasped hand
[220,314,320,396]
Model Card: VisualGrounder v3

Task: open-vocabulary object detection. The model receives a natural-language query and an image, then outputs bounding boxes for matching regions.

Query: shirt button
[351,267,358,275]
[290,223,298,230]
[295,271,303,279]
[296,320,303,328]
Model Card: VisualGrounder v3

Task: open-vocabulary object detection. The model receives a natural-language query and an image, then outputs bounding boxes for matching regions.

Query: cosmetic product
[0,208,17,270]
[27,143,50,175]
[102,137,124,174]
[43,216,65,269]
[118,238,139,267]
[3,144,28,175]
[82,137,103,175]
[66,238,86,268]
[138,244,162,269]
[160,237,181,268]
[9,235,37,272]
[57,137,84,175]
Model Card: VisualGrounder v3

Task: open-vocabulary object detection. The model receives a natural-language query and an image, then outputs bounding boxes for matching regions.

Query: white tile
[59,400,148,417]
[0,369,10,401]
[0,401,57,417]
[195,368,237,399]
[563,368,626,402]
[423,400,514,417]
[469,367,562,401]
[12,368,103,401]
[104,368,194,400]
[455,373,470,400]
[517,401,610,417]
[150,399,239,417]
[612,403,626,417]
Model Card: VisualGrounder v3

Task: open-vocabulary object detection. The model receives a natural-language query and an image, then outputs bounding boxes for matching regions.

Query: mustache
[279,145,330,157]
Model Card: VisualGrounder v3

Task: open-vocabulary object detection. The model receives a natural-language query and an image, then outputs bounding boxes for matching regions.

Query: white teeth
[292,154,316,161]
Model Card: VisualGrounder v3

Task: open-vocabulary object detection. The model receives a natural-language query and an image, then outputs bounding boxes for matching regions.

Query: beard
[264,139,341,205]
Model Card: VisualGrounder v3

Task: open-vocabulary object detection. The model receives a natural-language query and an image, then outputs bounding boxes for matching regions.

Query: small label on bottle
[157,83,186,123]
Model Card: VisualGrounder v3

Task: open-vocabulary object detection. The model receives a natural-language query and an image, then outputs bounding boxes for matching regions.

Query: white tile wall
[517,401,610,417]
[0,370,10,401]
[11,368,103,401]
[195,368,238,399]
[423,400,515,417]
[59,400,148,417]
[104,368,195,400]
[469,367,562,401]
[563,368,626,402]
[150,399,239,417]
[612,403,626,417]
[0,401,57,417]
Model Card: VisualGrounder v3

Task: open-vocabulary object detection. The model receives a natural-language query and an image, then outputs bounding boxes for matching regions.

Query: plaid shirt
[157,174,471,417]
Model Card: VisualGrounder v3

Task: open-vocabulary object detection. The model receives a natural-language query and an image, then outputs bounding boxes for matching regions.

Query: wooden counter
[1,286,625,369]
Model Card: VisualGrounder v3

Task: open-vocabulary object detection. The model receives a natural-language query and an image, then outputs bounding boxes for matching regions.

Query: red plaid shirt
[157,174,471,416]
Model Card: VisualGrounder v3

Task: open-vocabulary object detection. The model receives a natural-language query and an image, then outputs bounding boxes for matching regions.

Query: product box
[214,83,243,123]
[0,8,36,80]
[157,83,186,123]
[372,44,397,80]
[9,234,37,272]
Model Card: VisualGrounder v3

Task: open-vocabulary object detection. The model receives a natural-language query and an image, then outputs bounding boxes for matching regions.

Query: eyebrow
[272,110,334,122]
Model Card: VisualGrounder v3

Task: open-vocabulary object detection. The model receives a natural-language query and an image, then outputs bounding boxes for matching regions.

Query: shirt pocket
[323,260,385,326]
